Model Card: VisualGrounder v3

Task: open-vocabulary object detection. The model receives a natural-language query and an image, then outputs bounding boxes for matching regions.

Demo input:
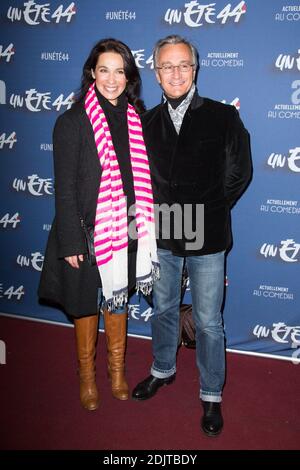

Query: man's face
[155,43,195,99]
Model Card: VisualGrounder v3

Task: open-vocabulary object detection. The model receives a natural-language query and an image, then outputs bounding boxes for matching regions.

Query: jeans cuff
[151,364,176,379]
[200,391,222,403]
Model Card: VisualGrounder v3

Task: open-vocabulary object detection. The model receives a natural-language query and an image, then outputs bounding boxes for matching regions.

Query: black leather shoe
[132,374,175,401]
[201,401,223,436]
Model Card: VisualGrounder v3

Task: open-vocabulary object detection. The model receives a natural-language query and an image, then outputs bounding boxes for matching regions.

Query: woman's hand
[64,254,84,269]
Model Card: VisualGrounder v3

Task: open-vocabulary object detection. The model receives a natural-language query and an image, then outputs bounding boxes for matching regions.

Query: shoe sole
[201,424,223,437]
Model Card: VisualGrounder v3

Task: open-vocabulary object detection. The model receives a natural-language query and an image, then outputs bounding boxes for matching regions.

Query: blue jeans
[151,249,225,403]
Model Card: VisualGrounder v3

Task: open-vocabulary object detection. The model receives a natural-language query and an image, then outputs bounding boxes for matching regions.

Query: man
[132,35,252,437]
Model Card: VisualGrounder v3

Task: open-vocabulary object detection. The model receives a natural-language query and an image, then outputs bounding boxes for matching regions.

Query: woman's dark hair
[76,38,145,114]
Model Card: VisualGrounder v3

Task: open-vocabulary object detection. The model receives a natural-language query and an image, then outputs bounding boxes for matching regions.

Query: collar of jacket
[160,87,204,111]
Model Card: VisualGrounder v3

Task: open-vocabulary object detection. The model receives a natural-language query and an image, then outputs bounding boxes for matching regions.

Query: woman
[38,38,159,411]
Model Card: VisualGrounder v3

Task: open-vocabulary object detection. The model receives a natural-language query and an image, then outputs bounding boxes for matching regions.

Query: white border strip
[0,312,151,340]
[226,347,300,364]
[1,312,299,362]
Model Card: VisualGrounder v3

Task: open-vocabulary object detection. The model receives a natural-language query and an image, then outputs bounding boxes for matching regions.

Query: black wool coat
[38,102,102,317]
[141,92,252,256]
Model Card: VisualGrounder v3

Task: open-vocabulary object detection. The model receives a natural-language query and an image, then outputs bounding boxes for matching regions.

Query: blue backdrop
[0,0,299,361]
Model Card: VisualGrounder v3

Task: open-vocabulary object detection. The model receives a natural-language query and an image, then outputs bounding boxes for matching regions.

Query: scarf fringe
[103,290,128,313]
[136,263,160,296]
[101,262,160,311]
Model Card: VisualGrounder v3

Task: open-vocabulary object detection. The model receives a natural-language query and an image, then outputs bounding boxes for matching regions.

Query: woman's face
[92,52,127,105]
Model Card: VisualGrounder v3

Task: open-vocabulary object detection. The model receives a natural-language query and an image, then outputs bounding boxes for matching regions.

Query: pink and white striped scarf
[85,84,159,309]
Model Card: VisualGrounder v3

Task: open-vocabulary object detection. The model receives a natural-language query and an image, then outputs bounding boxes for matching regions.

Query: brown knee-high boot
[74,314,100,411]
[103,310,129,400]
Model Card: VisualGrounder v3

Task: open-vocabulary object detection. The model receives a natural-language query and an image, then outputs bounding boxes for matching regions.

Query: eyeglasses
[156,63,195,74]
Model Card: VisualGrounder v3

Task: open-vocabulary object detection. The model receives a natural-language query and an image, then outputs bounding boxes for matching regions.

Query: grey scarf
[164,83,196,134]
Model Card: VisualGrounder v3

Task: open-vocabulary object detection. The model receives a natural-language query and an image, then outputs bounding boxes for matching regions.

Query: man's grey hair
[153,35,198,69]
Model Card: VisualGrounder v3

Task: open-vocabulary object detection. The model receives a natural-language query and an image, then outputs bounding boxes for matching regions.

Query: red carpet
[0,315,299,450]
